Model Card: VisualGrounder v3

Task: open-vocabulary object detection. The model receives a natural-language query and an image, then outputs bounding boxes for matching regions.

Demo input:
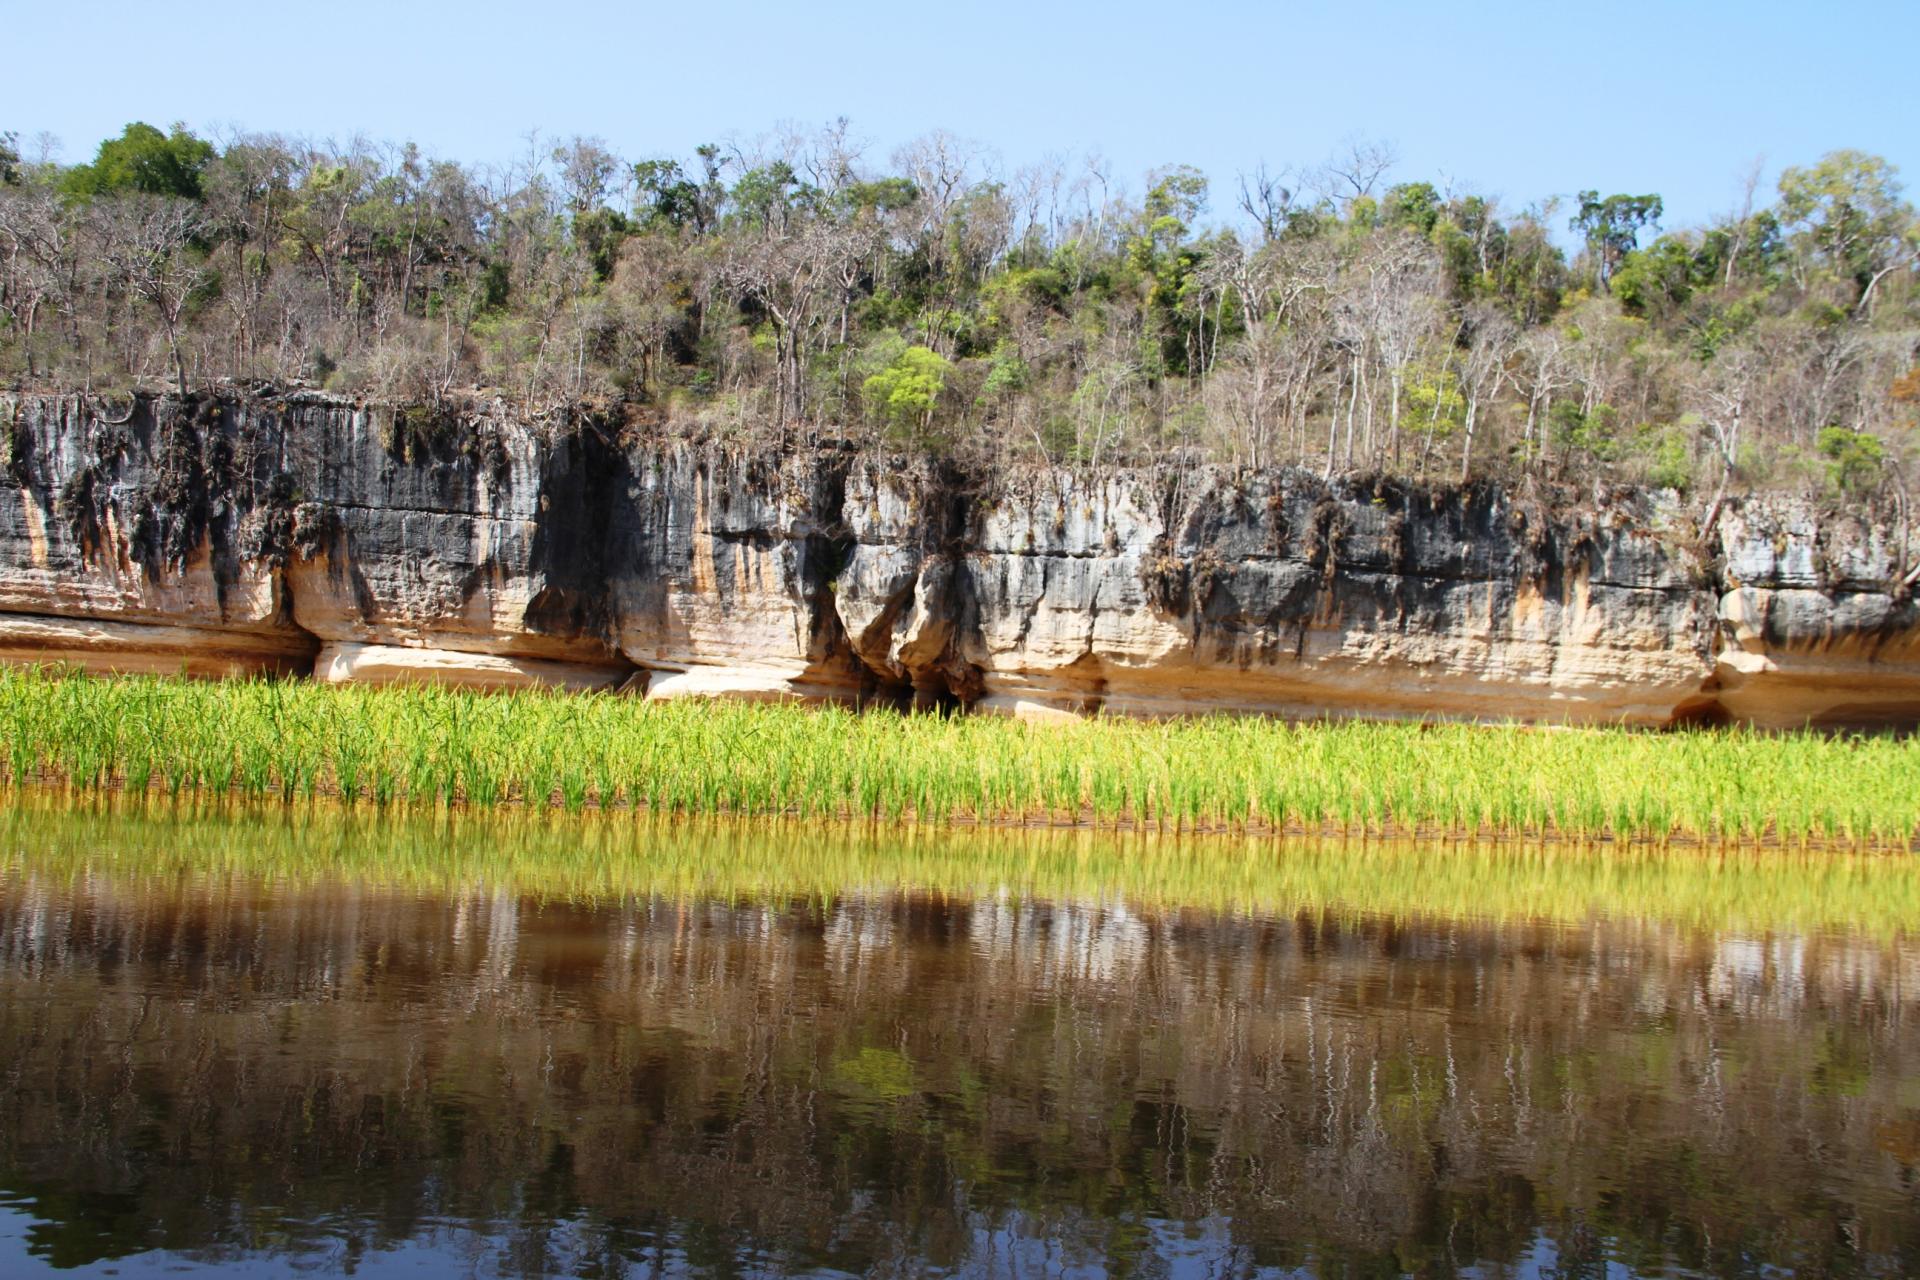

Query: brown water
[0,808,1915,1277]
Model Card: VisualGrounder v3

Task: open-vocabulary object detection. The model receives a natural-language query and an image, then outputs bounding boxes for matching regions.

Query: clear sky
[5,0,1915,232]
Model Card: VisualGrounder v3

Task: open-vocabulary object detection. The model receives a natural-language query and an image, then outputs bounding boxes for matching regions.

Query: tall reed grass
[0,667,1915,846]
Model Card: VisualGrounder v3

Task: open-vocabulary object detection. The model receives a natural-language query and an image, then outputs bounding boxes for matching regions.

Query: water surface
[0,803,1914,1277]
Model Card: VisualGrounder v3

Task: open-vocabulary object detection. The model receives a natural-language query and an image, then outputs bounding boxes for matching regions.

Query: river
[0,802,1914,1277]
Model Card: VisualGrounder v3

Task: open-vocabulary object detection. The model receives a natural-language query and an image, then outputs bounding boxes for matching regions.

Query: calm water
[0,806,1915,1277]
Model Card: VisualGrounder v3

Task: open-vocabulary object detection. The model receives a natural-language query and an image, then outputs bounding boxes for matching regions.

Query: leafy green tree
[841,177,917,216]
[1550,400,1622,464]
[863,344,950,441]
[1126,166,1209,374]
[573,207,631,280]
[1382,182,1442,237]
[0,132,20,186]
[730,162,816,234]
[1699,207,1785,290]
[633,157,714,232]
[1570,191,1662,292]
[1777,150,1914,310]
[1642,425,1695,491]
[60,122,215,201]
[1612,235,1711,319]
[1817,426,1884,494]
[976,341,1030,405]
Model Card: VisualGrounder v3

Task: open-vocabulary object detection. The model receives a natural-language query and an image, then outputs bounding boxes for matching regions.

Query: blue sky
[5,0,1915,233]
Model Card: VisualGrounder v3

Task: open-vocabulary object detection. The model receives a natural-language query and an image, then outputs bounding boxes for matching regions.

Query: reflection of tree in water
[0,879,1915,1278]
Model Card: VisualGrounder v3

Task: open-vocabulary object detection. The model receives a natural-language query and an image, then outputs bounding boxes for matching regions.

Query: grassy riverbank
[0,667,1916,846]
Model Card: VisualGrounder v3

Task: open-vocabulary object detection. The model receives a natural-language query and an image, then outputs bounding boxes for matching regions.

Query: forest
[0,120,1915,496]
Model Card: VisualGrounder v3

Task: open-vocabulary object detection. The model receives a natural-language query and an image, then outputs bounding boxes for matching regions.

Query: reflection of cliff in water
[0,874,1916,1277]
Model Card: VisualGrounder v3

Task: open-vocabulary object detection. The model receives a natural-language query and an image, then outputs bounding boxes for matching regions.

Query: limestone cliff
[2,389,1915,729]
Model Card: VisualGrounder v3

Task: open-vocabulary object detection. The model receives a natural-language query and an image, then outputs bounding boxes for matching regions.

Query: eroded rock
[0,389,1914,728]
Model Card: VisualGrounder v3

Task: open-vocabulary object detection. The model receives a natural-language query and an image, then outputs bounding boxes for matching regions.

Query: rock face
[2,389,1915,729]
[0,394,314,678]
[1714,502,1920,728]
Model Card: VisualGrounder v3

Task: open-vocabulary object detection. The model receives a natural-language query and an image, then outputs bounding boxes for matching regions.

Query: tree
[1329,229,1440,469]
[1317,136,1398,204]
[1198,232,1333,464]
[1455,304,1517,481]
[1570,191,1662,292]
[0,186,84,379]
[199,134,302,374]
[1776,150,1915,312]
[715,210,870,426]
[1382,182,1443,236]
[556,139,630,280]
[1687,339,1768,534]
[1817,426,1884,494]
[1127,166,1209,373]
[1487,203,1567,324]
[1364,232,1444,467]
[632,146,723,233]
[862,343,950,442]
[1513,325,1573,457]
[607,232,696,396]
[95,196,209,396]
[280,154,372,326]
[61,122,215,201]
[1612,234,1708,319]
[553,136,620,215]
[1236,162,1301,243]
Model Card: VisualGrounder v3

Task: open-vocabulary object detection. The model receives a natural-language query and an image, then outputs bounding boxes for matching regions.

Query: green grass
[0,666,1916,847]
[5,797,1917,939]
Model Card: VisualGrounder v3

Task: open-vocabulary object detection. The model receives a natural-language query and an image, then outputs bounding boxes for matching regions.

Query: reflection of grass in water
[0,795,1914,939]
[1,668,1918,846]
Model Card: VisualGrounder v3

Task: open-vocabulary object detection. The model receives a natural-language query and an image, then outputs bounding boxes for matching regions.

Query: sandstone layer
[1,389,1915,729]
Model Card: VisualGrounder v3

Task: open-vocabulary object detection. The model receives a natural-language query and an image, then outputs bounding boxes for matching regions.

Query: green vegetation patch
[0,668,1916,848]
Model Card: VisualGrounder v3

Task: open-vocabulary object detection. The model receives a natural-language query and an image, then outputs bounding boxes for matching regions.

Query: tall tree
[95,196,208,396]
[1777,150,1915,312]
[1570,191,1662,293]
[61,122,214,201]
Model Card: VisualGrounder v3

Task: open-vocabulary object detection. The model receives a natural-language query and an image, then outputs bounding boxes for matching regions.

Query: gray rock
[1,389,1915,728]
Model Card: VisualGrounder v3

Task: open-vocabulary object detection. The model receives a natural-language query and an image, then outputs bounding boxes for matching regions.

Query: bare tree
[1316,135,1399,204]
[1364,232,1443,467]
[1011,152,1070,246]
[1721,155,1765,288]
[95,196,208,397]
[0,187,74,379]
[1688,340,1767,536]
[1455,305,1518,481]
[1329,230,1439,469]
[893,130,984,226]
[1513,326,1573,458]
[1236,162,1300,243]
[1200,233,1334,464]
[715,213,871,429]
[553,136,620,215]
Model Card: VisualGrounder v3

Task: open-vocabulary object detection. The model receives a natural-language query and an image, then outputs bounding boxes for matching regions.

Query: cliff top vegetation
[0,121,1916,502]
